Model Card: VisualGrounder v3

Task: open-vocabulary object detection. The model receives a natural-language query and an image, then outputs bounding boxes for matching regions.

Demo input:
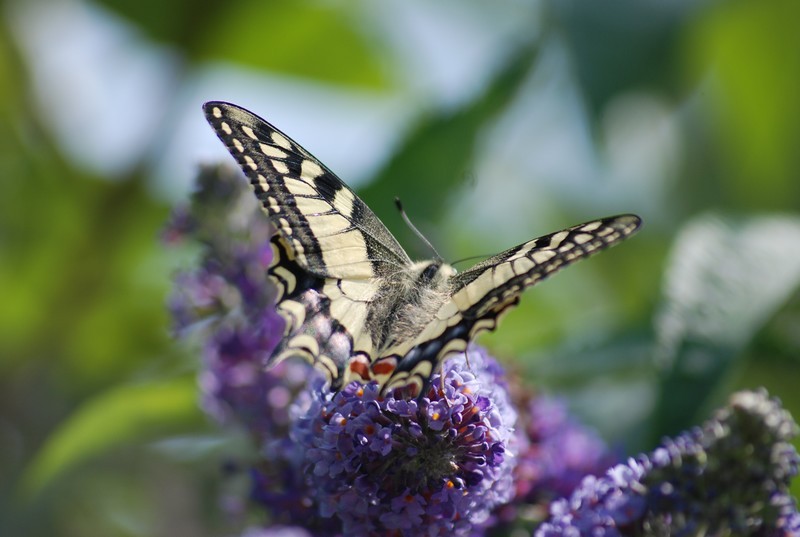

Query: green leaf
[94,0,221,49]
[683,0,800,209]
[21,377,202,501]
[95,0,387,88]
[551,0,691,114]
[198,0,388,88]
[651,214,800,437]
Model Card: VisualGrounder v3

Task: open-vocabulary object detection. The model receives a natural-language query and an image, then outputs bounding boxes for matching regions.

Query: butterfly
[203,101,641,397]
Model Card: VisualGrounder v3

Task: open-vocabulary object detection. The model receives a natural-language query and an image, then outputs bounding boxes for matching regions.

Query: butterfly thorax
[368,260,457,352]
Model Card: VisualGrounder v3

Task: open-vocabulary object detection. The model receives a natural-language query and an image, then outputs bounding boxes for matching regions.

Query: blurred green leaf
[0,15,20,108]
[750,290,800,366]
[358,44,539,257]
[683,0,800,210]
[200,0,388,88]
[96,0,388,88]
[0,168,176,388]
[651,214,800,437]
[21,376,202,501]
[550,0,693,114]
[94,0,222,52]
[0,54,176,385]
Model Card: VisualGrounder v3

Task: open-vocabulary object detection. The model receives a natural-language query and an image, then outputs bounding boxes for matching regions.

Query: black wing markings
[203,101,410,279]
[385,215,642,395]
[203,100,642,396]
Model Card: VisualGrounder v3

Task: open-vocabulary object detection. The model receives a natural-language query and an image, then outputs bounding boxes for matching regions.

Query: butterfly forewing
[381,215,642,395]
[203,102,411,280]
[450,214,641,318]
[203,101,641,396]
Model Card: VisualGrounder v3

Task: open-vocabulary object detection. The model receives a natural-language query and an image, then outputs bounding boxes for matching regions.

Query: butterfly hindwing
[266,233,373,388]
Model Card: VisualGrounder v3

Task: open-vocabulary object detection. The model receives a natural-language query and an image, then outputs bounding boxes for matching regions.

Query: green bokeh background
[1,0,799,535]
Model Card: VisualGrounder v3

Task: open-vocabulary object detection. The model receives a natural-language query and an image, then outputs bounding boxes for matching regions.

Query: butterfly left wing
[381,214,642,395]
[203,102,412,390]
[203,101,412,280]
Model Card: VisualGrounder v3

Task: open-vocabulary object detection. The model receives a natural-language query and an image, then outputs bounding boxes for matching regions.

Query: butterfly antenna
[395,197,443,261]
[451,253,492,267]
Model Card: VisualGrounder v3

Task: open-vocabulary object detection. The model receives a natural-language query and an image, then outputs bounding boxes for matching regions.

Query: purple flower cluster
[292,346,518,536]
[515,394,617,503]
[481,393,617,533]
[166,166,293,442]
[167,166,326,529]
[239,526,313,537]
[536,389,800,536]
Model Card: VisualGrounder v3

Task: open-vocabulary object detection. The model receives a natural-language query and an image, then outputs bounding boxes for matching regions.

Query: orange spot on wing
[371,357,397,376]
[348,356,371,381]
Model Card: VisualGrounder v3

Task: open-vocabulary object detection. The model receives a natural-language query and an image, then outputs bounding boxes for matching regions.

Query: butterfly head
[412,260,457,290]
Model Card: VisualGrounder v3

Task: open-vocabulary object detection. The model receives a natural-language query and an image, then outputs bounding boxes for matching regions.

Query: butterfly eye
[420,263,440,283]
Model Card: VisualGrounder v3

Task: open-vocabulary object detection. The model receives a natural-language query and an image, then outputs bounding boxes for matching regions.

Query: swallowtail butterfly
[204,101,641,397]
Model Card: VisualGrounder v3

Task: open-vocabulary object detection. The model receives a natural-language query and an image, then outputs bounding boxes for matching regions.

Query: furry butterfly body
[203,101,641,396]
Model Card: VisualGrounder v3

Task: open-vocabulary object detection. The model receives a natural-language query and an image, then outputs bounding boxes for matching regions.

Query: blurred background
[1,0,799,535]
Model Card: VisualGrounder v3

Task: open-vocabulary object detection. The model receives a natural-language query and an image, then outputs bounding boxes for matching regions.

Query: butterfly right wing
[379,215,642,396]
[448,214,642,319]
